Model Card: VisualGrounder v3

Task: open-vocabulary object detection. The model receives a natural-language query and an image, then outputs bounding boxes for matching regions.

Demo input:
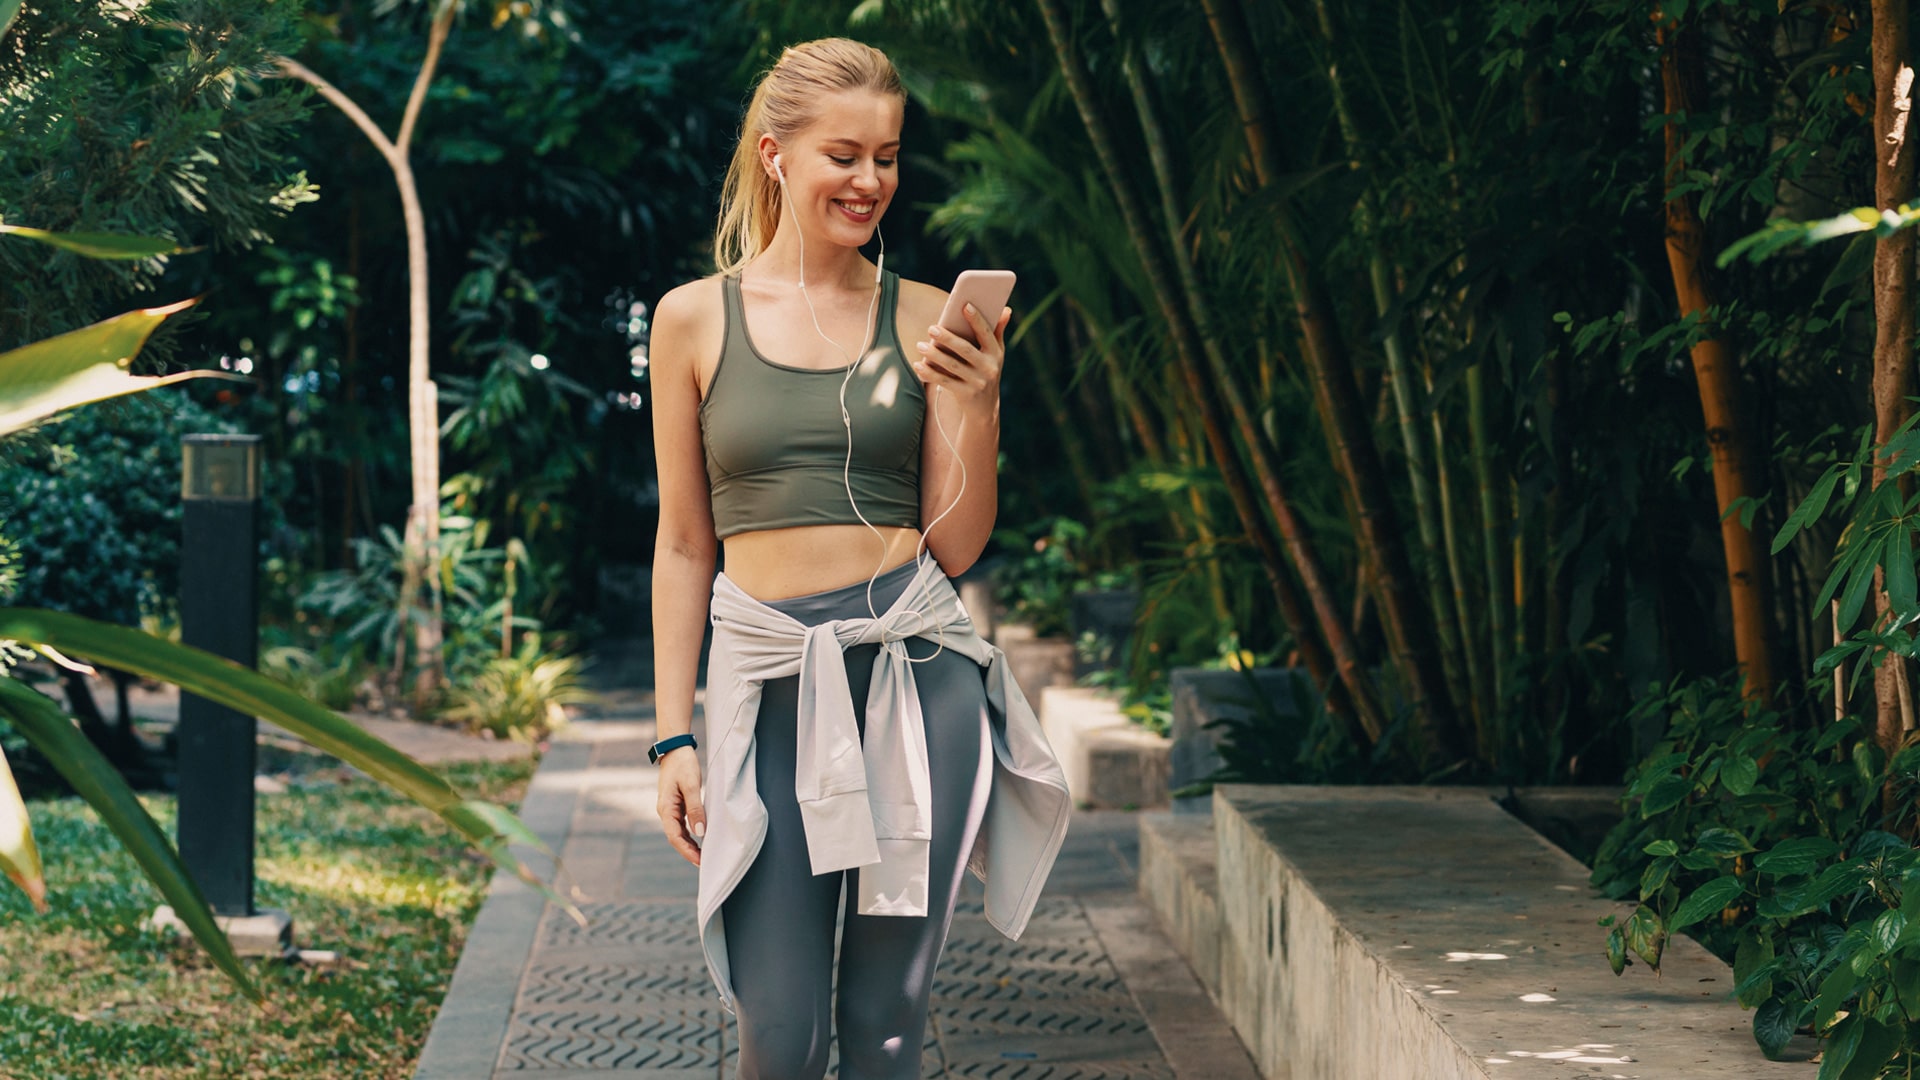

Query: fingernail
[928,325,941,335]
[916,341,928,351]
[693,821,705,839]
[964,302,976,315]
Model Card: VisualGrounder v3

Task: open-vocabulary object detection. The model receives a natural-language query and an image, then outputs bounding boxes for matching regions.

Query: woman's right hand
[657,746,706,866]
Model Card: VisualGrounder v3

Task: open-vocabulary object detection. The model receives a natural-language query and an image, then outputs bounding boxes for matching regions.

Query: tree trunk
[1657,14,1775,701]
[1195,0,1466,762]
[1871,0,1918,752]
[275,4,455,707]
[1035,0,1372,746]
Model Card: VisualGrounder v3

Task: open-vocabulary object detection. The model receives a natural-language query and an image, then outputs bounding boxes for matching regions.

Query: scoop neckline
[733,271,889,374]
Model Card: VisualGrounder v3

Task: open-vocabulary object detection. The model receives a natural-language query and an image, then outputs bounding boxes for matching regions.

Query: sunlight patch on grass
[0,756,536,1079]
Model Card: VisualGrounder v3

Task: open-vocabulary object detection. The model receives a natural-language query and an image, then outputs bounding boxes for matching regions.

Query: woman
[645,37,1071,1080]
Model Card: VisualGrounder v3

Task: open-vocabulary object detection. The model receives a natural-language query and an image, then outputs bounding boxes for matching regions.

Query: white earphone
[769,148,968,656]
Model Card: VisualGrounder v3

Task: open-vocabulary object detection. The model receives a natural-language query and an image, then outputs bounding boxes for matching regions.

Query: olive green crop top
[700,271,926,540]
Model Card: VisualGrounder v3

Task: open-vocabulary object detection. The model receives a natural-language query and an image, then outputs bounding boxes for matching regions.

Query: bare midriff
[721,523,927,601]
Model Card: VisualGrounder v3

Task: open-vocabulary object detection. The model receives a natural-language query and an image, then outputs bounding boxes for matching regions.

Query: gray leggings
[721,560,995,1080]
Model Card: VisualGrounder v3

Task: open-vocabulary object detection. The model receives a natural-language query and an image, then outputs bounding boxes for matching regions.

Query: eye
[829,155,856,166]
[877,158,896,168]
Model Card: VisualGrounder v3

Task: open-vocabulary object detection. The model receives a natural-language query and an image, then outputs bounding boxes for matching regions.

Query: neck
[752,212,875,291]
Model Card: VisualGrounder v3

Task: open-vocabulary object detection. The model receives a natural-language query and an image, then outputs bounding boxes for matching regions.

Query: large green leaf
[0,609,578,922]
[0,0,19,38]
[0,224,181,260]
[0,741,45,913]
[1670,875,1743,931]
[0,677,258,1000]
[0,298,247,436]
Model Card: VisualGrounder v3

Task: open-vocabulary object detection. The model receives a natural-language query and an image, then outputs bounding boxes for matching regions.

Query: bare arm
[649,280,720,866]
[908,283,1010,577]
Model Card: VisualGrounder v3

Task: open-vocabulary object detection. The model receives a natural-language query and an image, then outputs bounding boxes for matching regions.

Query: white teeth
[839,201,875,214]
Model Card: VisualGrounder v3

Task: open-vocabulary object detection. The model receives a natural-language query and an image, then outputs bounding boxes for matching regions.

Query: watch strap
[648,732,698,765]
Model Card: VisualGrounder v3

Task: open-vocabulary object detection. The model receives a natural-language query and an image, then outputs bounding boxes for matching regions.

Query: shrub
[1591,672,1920,1066]
[438,635,596,744]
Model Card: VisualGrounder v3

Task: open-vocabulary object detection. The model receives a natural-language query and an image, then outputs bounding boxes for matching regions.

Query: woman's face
[767,89,904,251]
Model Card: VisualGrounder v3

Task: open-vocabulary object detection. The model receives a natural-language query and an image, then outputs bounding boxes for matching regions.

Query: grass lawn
[0,754,537,1079]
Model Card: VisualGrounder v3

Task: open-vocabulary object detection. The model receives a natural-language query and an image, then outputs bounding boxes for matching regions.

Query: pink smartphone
[936,269,1017,347]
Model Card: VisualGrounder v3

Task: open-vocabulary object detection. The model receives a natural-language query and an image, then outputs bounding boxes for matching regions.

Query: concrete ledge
[1207,785,1815,1080]
[996,623,1076,704]
[1169,668,1309,792]
[1138,811,1222,998]
[1039,685,1169,809]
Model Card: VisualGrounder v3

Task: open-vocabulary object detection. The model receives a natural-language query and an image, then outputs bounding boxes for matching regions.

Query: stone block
[957,577,997,643]
[1039,685,1169,809]
[1168,668,1310,791]
[997,624,1075,704]
[1211,785,1816,1080]
[1069,587,1139,676]
[149,904,293,958]
[1138,811,1222,998]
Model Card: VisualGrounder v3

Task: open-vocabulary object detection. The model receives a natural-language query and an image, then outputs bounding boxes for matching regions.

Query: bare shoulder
[895,275,950,337]
[653,276,725,343]
[653,275,726,389]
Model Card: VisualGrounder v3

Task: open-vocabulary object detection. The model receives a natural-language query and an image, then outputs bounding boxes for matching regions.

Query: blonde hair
[712,38,905,275]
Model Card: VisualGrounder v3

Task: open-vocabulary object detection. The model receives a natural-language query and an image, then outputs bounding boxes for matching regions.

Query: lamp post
[151,434,292,956]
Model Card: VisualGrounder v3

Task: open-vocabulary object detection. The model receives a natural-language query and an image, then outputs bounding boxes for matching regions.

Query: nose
[851,161,881,193]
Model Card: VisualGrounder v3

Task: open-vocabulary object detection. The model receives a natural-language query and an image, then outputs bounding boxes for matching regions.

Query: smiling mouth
[834,199,877,218]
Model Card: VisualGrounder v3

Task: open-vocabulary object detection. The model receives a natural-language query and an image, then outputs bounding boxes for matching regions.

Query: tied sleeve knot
[786,614,939,916]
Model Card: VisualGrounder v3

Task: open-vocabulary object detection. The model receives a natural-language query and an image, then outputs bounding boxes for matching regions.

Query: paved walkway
[415,639,1257,1079]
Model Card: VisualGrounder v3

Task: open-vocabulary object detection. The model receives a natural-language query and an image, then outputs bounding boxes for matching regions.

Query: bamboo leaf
[0,677,258,1000]
[0,609,579,923]
[1774,466,1842,554]
[0,742,46,914]
[0,298,248,435]
[1839,550,1880,630]
[1890,526,1918,615]
[0,0,19,38]
[0,224,182,260]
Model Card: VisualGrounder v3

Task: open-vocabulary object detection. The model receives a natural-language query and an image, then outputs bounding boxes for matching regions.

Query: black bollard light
[152,434,292,956]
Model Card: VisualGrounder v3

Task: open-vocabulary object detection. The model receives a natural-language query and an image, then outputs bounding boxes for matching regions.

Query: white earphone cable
[774,155,966,663]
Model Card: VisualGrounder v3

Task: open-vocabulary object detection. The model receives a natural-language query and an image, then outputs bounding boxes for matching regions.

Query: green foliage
[1589,672,1920,1067]
[439,634,596,744]
[259,643,369,713]
[0,0,315,353]
[990,516,1093,640]
[0,392,248,627]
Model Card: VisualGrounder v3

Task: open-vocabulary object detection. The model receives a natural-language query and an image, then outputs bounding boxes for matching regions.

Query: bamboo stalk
[1429,359,1489,746]
[1099,0,1389,745]
[1656,14,1775,703]
[1196,0,1465,761]
[1035,0,1369,743]
[1309,0,1469,720]
[1467,361,1509,760]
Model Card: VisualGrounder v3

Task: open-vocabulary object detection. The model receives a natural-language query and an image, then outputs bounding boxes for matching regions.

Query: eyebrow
[823,137,901,150]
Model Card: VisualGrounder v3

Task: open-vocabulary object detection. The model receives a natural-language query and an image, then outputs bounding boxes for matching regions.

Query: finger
[995,306,1012,344]
[961,300,994,341]
[915,342,969,380]
[668,830,702,866]
[685,792,707,844]
[923,328,978,367]
[913,352,965,385]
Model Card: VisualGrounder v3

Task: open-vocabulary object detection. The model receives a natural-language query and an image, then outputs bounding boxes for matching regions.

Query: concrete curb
[412,740,592,1080]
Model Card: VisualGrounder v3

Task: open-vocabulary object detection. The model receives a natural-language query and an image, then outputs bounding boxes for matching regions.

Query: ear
[756,133,782,181]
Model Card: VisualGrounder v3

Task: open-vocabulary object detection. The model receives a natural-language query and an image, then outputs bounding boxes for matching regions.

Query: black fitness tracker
[648,733,699,765]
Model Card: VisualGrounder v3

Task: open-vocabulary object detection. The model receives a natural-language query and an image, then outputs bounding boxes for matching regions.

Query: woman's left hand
[914,302,1011,416]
